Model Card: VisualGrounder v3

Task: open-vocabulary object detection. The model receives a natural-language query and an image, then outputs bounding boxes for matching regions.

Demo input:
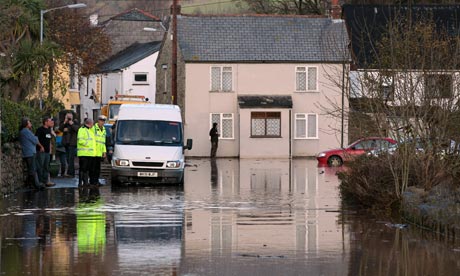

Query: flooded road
[1,159,460,275]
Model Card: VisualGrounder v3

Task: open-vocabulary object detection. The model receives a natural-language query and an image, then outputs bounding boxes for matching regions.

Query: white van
[111,104,192,185]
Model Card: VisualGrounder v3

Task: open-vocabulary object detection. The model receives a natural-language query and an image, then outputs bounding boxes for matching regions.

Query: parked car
[369,137,457,157]
[317,137,398,167]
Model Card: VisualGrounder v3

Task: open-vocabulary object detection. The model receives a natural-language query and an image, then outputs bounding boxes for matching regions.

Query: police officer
[92,115,107,186]
[77,118,96,186]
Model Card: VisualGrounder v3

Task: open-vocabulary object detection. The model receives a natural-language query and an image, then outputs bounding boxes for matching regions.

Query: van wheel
[111,176,121,186]
[177,173,184,185]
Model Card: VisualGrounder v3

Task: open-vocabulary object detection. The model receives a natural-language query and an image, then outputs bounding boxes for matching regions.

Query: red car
[316,137,397,167]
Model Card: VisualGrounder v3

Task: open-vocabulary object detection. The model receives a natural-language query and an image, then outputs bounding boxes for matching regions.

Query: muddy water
[1,159,460,275]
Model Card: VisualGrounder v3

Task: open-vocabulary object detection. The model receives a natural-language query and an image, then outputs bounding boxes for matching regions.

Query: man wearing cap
[91,115,107,186]
[77,118,96,186]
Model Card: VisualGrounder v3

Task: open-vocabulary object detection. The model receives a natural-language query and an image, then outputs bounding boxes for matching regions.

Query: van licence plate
[137,172,158,177]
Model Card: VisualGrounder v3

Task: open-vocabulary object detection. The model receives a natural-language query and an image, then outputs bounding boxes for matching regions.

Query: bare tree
[236,0,327,15]
[339,7,460,203]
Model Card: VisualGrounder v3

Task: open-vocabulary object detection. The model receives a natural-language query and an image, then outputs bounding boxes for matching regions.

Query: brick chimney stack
[330,0,341,19]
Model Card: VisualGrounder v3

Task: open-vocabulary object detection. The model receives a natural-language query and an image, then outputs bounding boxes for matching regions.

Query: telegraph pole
[171,0,178,105]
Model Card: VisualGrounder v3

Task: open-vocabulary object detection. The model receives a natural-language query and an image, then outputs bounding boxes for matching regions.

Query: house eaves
[238,95,293,109]
[177,14,349,63]
[97,41,161,73]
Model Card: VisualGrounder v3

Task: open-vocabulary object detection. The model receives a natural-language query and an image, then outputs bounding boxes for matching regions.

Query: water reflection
[181,158,348,275]
[1,159,460,275]
[77,188,106,255]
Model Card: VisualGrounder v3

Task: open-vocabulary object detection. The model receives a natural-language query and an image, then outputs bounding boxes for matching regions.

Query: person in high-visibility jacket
[91,115,107,186]
[77,118,96,186]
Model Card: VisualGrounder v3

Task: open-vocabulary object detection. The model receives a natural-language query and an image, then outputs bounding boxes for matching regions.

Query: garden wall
[1,142,26,197]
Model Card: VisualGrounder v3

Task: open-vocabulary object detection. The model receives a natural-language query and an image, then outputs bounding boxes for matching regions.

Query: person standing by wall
[77,118,96,187]
[55,128,67,177]
[209,122,219,158]
[59,112,79,178]
[19,118,43,190]
[35,117,55,187]
[92,115,107,186]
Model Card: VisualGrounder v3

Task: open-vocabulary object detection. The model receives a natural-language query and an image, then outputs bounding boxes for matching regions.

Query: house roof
[177,14,349,63]
[97,41,161,73]
[108,8,160,22]
[343,4,460,69]
[238,95,293,108]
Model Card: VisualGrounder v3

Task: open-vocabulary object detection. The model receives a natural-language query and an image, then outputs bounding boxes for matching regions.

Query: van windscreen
[116,120,182,146]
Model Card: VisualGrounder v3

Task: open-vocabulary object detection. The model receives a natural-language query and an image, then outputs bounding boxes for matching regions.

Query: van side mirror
[184,139,193,150]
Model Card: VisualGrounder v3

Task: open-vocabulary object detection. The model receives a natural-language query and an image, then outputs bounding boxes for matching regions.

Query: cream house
[156,14,349,158]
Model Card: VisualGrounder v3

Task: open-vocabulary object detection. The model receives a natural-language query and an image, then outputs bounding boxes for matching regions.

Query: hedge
[1,99,43,145]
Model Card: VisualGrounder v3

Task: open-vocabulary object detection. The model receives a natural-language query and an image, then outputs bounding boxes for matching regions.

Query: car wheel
[327,156,343,167]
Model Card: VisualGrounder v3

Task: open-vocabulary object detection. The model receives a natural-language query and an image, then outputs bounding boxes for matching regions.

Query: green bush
[338,154,405,212]
[1,99,43,145]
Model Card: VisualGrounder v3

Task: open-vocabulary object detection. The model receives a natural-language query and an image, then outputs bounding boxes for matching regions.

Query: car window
[355,140,377,150]
[376,139,391,149]
[353,141,367,149]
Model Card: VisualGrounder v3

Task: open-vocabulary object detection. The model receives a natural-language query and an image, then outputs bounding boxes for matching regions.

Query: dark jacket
[209,126,219,143]
[59,119,79,147]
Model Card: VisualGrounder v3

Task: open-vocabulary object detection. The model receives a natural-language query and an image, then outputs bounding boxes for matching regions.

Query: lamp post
[171,0,178,105]
[39,3,87,110]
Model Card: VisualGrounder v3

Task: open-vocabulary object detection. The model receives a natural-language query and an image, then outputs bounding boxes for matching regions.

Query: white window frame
[295,66,318,92]
[210,113,234,139]
[210,66,233,92]
[133,72,149,85]
[294,113,318,139]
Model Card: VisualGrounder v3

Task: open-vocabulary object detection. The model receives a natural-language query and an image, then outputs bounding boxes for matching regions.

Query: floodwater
[1,158,460,276]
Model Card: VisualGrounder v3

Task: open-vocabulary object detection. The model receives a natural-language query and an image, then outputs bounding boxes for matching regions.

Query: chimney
[89,14,98,26]
[170,4,181,15]
[330,0,341,20]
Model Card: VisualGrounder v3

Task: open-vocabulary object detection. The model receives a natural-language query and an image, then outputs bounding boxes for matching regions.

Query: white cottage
[80,41,161,120]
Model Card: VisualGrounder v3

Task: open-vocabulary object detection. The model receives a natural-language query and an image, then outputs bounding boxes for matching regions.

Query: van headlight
[166,161,181,168]
[114,159,129,166]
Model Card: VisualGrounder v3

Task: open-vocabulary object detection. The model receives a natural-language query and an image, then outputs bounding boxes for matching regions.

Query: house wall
[120,52,158,102]
[105,20,164,56]
[80,75,101,120]
[80,52,158,120]
[102,72,122,104]
[184,63,347,158]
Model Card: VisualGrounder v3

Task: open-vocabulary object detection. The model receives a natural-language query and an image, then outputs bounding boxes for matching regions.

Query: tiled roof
[238,95,293,108]
[97,41,161,73]
[109,8,160,22]
[177,15,348,63]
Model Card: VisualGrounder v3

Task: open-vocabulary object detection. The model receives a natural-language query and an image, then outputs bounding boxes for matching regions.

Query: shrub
[338,154,405,211]
[1,99,43,145]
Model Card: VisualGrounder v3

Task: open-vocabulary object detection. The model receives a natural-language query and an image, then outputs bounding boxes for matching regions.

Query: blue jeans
[65,146,77,176]
[57,150,67,175]
[36,152,50,184]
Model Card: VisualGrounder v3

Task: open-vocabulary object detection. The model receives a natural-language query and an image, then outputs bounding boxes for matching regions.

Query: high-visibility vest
[77,126,96,157]
[93,125,106,157]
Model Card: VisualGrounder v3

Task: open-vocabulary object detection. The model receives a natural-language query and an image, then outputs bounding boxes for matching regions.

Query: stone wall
[1,142,25,197]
